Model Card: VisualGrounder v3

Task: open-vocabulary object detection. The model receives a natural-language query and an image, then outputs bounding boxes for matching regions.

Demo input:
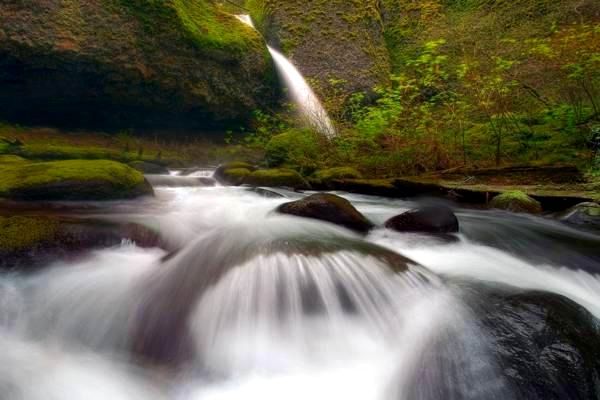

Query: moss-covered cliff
[0,0,277,130]
[249,0,390,102]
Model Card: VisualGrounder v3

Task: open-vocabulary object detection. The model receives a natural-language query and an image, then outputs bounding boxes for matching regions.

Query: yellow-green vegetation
[490,190,543,214]
[312,167,362,186]
[117,0,264,56]
[0,155,26,164]
[244,168,309,188]
[223,168,253,185]
[0,160,151,200]
[0,216,60,253]
[241,0,599,181]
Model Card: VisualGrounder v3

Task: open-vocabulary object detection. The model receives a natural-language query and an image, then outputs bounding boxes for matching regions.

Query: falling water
[235,15,336,138]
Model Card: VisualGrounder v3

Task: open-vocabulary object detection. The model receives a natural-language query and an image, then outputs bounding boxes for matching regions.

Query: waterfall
[235,15,336,138]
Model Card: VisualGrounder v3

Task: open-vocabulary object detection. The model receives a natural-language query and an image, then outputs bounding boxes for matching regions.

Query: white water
[235,14,336,138]
[0,181,599,399]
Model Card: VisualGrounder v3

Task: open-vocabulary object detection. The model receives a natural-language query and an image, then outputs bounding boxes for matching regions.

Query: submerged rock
[0,0,277,130]
[129,161,169,175]
[145,175,214,188]
[277,193,374,233]
[244,169,309,189]
[385,206,459,234]
[0,216,164,270]
[0,159,152,201]
[559,202,600,229]
[490,191,542,214]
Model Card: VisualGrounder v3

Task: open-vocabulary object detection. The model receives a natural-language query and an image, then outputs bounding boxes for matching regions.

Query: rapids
[0,175,599,399]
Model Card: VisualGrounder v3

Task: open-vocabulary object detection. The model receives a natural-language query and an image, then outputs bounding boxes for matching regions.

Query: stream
[1,171,599,400]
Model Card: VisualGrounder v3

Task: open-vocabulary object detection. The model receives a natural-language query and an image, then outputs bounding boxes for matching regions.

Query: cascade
[236,15,336,138]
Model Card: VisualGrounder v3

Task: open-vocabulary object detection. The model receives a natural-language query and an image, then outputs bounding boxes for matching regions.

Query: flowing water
[235,15,336,138]
[1,173,599,399]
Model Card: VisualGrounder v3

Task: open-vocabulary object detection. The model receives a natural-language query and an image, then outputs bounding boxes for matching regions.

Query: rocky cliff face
[254,0,390,102]
[0,0,277,130]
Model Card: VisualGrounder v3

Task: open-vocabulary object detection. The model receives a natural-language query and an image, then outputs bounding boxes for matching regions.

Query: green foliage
[264,129,321,172]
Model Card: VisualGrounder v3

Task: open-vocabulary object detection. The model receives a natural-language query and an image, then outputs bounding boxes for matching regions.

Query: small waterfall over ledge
[236,15,336,138]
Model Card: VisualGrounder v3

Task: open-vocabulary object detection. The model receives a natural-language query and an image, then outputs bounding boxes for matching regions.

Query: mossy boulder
[0,159,152,201]
[384,206,459,234]
[312,167,363,187]
[254,0,390,103]
[0,0,277,130]
[214,161,256,185]
[244,169,309,189]
[277,193,374,233]
[490,191,543,214]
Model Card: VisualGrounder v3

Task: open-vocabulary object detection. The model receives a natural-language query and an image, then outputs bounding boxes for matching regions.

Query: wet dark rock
[277,193,374,233]
[466,286,600,400]
[246,187,287,198]
[559,202,600,230]
[385,206,459,234]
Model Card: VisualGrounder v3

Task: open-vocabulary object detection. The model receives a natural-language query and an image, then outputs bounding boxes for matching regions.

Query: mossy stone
[244,169,309,189]
[0,159,153,201]
[0,216,60,254]
[490,190,543,214]
[314,167,363,183]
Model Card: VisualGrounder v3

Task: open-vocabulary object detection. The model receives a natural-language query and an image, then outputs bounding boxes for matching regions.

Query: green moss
[0,155,27,164]
[0,160,151,200]
[117,0,264,57]
[0,216,60,253]
[490,190,543,214]
[223,167,252,185]
[244,168,309,188]
[314,167,362,182]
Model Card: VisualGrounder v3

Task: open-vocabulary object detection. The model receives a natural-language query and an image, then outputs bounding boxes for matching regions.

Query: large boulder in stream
[277,193,374,233]
[404,283,600,400]
[0,159,152,201]
[490,190,543,214]
[471,286,600,400]
[0,0,277,130]
[385,206,459,234]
